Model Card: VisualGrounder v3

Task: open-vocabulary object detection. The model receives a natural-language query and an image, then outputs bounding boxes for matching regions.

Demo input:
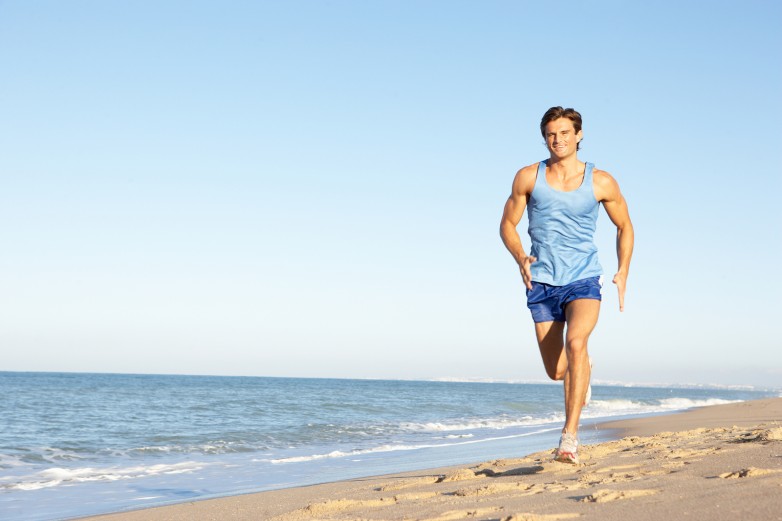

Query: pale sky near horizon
[1,1,780,388]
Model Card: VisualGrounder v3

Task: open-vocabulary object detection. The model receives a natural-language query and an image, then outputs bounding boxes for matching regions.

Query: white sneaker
[554,431,580,464]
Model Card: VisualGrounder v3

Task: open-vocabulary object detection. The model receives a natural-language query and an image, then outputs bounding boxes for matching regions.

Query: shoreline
[78,397,782,521]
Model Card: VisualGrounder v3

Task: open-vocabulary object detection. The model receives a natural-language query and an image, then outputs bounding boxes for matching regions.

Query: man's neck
[548,155,583,178]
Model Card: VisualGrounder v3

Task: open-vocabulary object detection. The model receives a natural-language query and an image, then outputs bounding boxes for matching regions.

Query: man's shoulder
[592,167,621,201]
[593,167,619,185]
[517,161,543,176]
[513,162,542,192]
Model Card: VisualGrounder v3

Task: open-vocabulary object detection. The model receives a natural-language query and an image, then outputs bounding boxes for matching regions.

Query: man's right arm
[500,164,537,290]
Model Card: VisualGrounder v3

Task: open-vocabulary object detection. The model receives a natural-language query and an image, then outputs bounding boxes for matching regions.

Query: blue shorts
[526,276,603,323]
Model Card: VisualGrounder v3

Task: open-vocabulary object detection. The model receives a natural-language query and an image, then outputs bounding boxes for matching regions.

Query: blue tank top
[528,160,603,286]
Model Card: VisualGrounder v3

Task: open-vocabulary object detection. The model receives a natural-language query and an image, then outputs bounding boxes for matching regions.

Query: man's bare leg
[562,299,600,435]
[534,320,574,416]
[534,320,566,380]
[534,302,598,433]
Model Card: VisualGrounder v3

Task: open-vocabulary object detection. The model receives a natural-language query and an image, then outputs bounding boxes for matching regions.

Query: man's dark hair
[540,106,583,150]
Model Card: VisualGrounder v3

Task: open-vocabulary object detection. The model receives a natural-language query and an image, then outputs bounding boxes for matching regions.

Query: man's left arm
[595,170,634,312]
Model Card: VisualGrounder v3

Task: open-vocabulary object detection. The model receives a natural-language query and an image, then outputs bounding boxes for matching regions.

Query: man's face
[544,118,582,159]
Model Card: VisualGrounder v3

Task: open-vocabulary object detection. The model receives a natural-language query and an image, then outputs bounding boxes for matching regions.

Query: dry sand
[80,398,782,521]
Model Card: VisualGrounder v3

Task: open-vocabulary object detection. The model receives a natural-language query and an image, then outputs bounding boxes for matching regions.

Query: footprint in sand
[377,476,441,491]
[503,514,580,521]
[578,472,637,486]
[489,465,546,477]
[579,488,659,503]
[394,491,439,501]
[666,447,720,460]
[437,468,482,483]
[280,497,396,518]
[717,467,779,479]
[736,427,782,443]
[416,506,503,521]
[453,482,535,497]
[580,464,654,485]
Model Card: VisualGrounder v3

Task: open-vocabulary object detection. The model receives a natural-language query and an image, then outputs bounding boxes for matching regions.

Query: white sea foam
[127,440,256,455]
[581,397,740,419]
[592,380,763,391]
[400,414,566,433]
[0,461,209,492]
[266,428,560,465]
[391,398,739,436]
[657,397,739,409]
[38,446,87,463]
[394,398,742,439]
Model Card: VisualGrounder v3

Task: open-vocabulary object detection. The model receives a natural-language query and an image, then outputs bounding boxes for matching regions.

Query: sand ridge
[261,423,781,521]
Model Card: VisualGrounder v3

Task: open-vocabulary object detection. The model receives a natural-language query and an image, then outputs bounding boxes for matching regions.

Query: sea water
[0,372,776,521]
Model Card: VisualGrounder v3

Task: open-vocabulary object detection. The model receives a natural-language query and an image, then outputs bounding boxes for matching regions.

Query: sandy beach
[80,398,782,521]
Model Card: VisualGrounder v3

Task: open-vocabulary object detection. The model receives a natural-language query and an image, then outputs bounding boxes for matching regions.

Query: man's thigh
[564,299,601,341]
[535,320,566,368]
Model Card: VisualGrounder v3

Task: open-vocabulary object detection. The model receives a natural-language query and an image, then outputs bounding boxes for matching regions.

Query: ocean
[0,372,777,521]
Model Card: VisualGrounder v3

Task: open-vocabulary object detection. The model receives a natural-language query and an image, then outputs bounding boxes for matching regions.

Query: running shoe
[554,431,580,464]
[583,356,593,407]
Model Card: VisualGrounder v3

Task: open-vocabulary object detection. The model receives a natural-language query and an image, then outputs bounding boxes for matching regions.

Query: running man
[500,106,634,464]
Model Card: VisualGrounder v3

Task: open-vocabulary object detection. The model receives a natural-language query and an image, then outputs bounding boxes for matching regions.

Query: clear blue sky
[1,1,780,387]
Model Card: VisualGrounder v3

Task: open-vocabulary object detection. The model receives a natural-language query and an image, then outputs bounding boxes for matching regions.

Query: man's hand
[518,256,537,290]
[612,271,627,311]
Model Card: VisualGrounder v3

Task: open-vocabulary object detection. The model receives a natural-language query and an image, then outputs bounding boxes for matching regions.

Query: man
[500,106,634,464]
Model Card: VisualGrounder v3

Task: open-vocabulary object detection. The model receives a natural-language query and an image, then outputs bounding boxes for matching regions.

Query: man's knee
[547,369,566,381]
[543,362,567,381]
[566,336,588,356]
